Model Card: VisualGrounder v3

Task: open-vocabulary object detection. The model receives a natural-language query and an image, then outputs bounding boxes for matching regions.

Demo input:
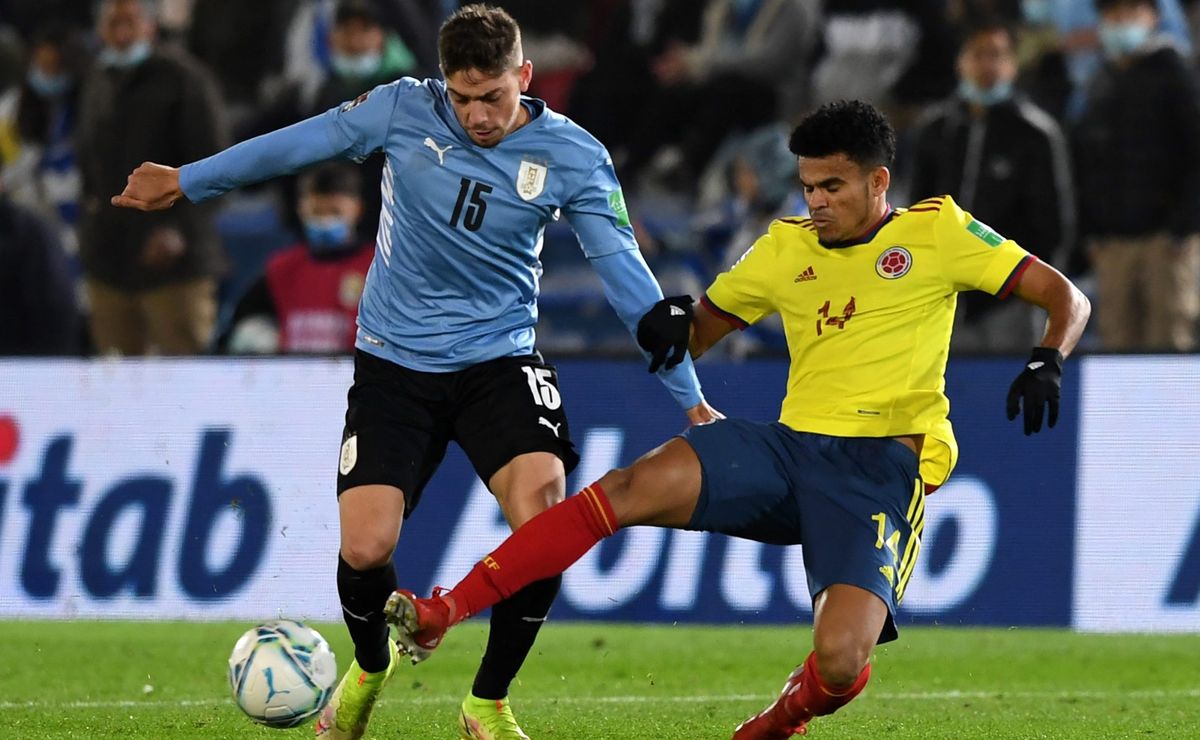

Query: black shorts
[336,349,579,516]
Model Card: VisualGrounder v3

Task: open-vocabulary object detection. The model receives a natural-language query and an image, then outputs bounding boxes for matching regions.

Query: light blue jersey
[180,77,702,409]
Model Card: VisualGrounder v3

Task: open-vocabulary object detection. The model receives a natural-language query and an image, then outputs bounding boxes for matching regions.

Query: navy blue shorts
[681,420,924,643]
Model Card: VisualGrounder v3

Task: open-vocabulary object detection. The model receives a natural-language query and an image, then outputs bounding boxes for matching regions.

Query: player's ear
[872,166,891,197]
[518,59,533,92]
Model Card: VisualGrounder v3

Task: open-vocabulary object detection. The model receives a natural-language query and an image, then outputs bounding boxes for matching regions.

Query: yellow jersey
[703,195,1033,488]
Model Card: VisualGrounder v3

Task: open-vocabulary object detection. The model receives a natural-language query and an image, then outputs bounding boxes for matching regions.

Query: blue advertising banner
[11,355,1170,632]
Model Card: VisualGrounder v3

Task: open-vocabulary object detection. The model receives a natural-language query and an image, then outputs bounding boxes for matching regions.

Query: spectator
[1016,0,1191,120]
[1074,0,1200,351]
[811,0,958,119]
[567,0,707,167]
[910,16,1074,352]
[76,0,227,355]
[186,0,299,131]
[695,123,803,357]
[0,188,80,355]
[0,24,89,256]
[1012,0,1073,123]
[621,0,820,191]
[278,0,437,100]
[223,163,373,355]
[247,0,421,240]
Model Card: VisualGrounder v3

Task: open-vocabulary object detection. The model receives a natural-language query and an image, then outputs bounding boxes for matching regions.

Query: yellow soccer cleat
[313,639,398,740]
[458,692,531,740]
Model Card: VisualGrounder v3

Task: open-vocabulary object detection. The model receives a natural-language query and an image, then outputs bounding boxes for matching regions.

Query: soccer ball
[228,620,338,728]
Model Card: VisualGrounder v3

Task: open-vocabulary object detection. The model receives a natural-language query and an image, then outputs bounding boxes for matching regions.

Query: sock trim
[581,483,616,535]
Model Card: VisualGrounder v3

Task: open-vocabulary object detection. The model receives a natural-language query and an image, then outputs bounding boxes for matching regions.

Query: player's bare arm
[1011,259,1091,356]
[1006,259,1091,435]
[688,301,737,360]
[111,162,184,212]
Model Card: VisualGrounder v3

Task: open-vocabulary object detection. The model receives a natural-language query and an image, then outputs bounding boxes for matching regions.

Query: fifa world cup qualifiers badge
[608,189,631,227]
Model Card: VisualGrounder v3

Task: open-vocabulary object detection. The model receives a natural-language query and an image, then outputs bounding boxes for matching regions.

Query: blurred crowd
[1,0,1198,358]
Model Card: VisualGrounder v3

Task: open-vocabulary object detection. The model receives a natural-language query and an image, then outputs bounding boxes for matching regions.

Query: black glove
[1006,347,1063,435]
[636,295,694,373]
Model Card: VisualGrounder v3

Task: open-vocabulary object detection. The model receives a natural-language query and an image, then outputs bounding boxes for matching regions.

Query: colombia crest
[876,246,912,279]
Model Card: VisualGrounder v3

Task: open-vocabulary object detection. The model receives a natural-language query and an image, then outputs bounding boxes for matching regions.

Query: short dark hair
[335,0,383,28]
[788,100,896,169]
[958,14,1018,53]
[438,3,522,76]
[299,163,361,198]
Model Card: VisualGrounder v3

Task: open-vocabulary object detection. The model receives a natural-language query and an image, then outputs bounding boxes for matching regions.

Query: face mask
[1098,22,1151,58]
[958,79,1014,107]
[331,51,382,79]
[304,216,353,251]
[27,67,71,97]
[99,39,151,69]
[1021,0,1053,25]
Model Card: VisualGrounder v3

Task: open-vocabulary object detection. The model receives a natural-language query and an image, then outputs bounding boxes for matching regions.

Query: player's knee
[597,465,634,498]
[339,535,396,570]
[813,633,871,689]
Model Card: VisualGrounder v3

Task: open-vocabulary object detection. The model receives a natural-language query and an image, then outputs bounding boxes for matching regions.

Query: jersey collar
[819,205,895,249]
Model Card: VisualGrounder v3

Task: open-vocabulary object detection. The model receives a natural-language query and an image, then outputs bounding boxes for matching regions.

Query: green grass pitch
[3,620,1198,738]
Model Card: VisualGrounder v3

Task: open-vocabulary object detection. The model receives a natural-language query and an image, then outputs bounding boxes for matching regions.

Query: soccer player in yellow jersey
[382,100,1091,738]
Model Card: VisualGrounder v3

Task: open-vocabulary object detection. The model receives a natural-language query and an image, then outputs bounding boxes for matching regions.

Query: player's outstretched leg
[732,652,870,739]
[385,481,621,659]
[314,637,400,740]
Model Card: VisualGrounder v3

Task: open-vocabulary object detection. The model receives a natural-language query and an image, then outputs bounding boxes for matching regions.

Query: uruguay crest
[517,160,547,201]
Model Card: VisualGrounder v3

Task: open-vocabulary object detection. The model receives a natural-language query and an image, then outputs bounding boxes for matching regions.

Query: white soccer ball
[228,619,338,729]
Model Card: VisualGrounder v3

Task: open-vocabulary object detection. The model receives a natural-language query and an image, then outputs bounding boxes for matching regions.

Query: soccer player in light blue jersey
[113,6,719,739]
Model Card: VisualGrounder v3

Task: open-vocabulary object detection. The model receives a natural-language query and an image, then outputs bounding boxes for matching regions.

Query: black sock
[471,574,562,700]
[337,555,397,673]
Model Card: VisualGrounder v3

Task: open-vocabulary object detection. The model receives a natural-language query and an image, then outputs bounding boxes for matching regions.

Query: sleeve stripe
[701,294,749,330]
[997,254,1037,299]
[906,206,942,214]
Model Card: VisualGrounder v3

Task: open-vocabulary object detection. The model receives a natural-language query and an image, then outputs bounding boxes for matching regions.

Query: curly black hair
[788,100,896,169]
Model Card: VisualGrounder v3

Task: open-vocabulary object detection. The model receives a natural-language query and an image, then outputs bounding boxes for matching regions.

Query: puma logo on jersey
[669,306,686,317]
[538,416,562,437]
[794,266,817,282]
[423,137,453,165]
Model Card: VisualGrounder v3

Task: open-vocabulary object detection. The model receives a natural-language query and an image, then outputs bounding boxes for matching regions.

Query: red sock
[445,483,617,623]
[784,651,871,721]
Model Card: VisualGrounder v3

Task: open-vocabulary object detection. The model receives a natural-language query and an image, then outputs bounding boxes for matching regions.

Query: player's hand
[111,162,184,211]
[637,295,694,373]
[1006,347,1063,435]
[685,401,724,426]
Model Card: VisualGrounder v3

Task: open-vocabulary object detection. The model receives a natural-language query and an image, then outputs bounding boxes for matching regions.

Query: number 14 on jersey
[816,297,856,336]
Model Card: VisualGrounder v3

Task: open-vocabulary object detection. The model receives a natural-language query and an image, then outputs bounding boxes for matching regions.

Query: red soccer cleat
[383,588,452,664]
[731,664,812,739]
